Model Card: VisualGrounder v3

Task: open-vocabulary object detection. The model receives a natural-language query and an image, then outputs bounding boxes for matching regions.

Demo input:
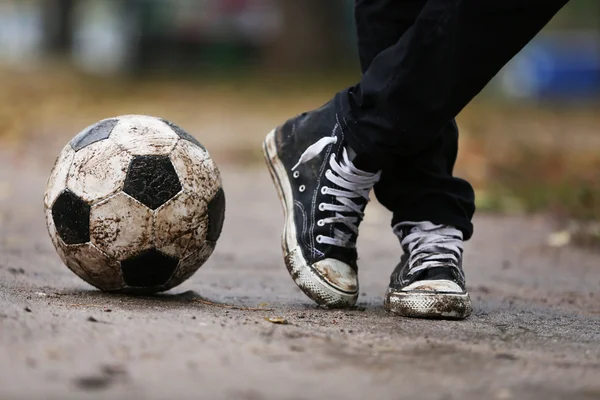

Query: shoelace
[394,221,463,276]
[292,136,381,248]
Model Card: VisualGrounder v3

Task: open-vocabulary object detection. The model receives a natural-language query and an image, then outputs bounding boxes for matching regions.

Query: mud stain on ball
[60,243,124,290]
[170,140,219,198]
[90,193,154,261]
[155,192,207,256]
[110,115,179,156]
[67,140,132,203]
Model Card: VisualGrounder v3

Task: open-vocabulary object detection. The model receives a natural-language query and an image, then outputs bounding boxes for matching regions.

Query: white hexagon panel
[66,140,132,203]
[155,192,207,258]
[109,115,179,155]
[169,140,220,199]
[60,243,125,291]
[184,218,210,258]
[90,193,154,261]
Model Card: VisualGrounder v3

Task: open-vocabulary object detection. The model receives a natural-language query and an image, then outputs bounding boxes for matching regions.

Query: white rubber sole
[262,129,358,308]
[384,286,472,320]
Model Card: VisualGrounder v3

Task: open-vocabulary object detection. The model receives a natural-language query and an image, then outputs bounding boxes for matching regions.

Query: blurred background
[0,0,598,247]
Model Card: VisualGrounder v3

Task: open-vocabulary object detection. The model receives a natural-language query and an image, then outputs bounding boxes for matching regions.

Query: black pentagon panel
[70,118,119,151]
[206,187,225,242]
[160,118,206,150]
[123,155,182,210]
[52,190,91,245]
[121,249,179,287]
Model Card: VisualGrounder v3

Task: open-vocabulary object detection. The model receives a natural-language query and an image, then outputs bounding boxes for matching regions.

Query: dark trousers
[342,0,569,240]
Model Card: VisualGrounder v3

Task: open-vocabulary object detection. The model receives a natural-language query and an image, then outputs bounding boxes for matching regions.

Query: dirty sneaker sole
[384,288,472,320]
[262,129,358,308]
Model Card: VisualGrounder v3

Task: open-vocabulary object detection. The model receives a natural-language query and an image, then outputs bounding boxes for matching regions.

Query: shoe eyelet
[317,220,325,227]
[293,171,300,179]
[316,235,323,243]
[299,185,306,192]
[318,203,326,211]
[321,186,328,195]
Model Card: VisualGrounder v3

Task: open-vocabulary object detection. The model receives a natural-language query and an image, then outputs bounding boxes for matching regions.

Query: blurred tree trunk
[263,0,347,71]
[42,0,75,54]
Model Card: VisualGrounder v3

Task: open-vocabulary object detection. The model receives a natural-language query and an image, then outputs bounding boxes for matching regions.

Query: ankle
[394,221,463,237]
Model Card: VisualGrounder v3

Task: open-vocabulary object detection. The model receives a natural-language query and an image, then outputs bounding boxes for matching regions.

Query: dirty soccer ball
[44,115,225,294]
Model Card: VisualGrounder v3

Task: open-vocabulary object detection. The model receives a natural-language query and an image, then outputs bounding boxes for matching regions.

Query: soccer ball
[44,115,225,294]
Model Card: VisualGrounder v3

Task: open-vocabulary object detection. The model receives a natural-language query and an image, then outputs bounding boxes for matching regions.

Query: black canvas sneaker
[262,102,381,308]
[384,221,472,319]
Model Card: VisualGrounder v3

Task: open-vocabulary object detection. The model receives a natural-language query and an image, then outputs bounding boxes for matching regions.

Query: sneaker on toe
[262,102,381,308]
[384,222,473,319]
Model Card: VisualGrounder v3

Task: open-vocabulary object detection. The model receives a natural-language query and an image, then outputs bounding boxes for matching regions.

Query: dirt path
[0,153,599,400]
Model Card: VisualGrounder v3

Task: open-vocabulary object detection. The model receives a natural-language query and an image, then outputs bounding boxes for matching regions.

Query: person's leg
[354,0,475,240]
[354,0,475,319]
[263,0,569,312]
[346,0,568,318]
[341,0,570,163]
[355,0,426,73]
[261,0,427,309]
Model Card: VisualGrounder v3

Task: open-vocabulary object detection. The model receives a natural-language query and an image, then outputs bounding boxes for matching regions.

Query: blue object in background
[499,31,600,100]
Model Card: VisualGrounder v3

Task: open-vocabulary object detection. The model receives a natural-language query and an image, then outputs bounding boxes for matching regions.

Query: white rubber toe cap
[401,279,464,293]
[312,258,358,293]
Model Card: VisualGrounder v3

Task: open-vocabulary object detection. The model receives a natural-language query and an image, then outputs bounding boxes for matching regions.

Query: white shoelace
[394,221,463,276]
[292,136,381,248]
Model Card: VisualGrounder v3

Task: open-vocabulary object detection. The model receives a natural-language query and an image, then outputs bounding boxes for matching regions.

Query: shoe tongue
[418,267,456,281]
[346,145,358,161]
[345,145,380,173]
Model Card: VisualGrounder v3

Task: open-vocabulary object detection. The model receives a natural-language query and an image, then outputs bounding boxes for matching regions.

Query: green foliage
[486,145,599,221]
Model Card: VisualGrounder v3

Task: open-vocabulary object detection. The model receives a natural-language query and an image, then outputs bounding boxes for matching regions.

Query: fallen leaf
[547,231,571,247]
[264,317,288,325]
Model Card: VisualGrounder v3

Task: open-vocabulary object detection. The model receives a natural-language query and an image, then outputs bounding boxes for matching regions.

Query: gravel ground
[0,151,599,400]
